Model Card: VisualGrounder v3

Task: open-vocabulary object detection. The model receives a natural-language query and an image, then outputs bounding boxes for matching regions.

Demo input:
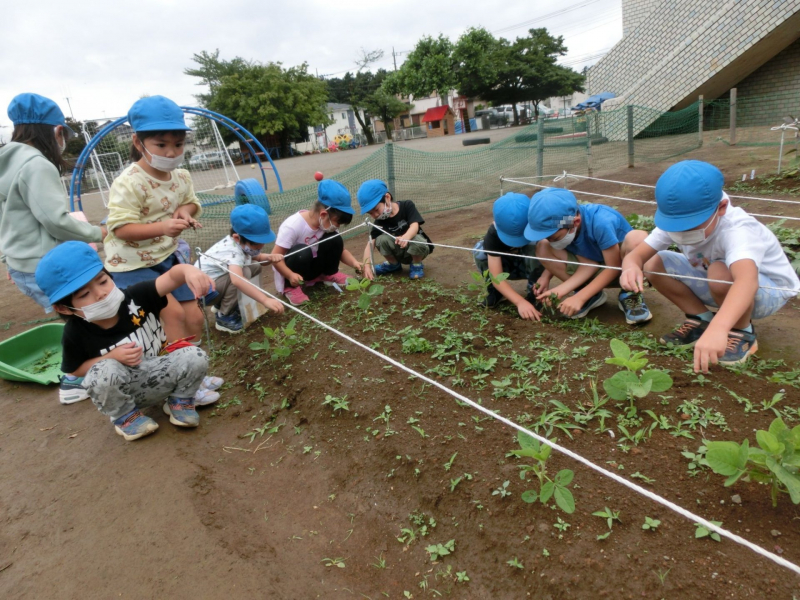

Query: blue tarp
[572,92,616,111]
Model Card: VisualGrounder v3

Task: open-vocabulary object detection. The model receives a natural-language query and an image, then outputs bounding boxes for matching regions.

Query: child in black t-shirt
[35,241,215,442]
[357,180,433,280]
[472,193,544,320]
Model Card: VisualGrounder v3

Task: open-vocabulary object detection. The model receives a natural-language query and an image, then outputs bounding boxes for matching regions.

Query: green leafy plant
[506,556,524,569]
[492,480,511,498]
[511,431,576,514]
[603,339,673,415]
[248,317,299,361]
[592,506,621,539]
[321,557,346,568]
[322,394,350,415]
[468,269,509,304]
[704,417,800,507]
[345,276,384,311]
[425,539,455,562]
[694,521,722,542]
[642,516,661,531]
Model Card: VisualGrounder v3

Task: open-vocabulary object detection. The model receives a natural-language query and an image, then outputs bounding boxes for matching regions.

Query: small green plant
[425,539,455,562]
[704,416,800,507]
[694,521,722,542]
[248,317,299,361]
[372,553,387,569]
[322,394,350,414]
[444,452,458,472]
[469,269,509,304]
[511,432,576,514]
[553,517,570,532]
[603,339,673,415]
[506,556,524,569]
[492,480,512,498]
[456,571,470,583]
[592,507,621,540]
[642,516,661,531]
[321,557,346,568]
[345,276,384,311]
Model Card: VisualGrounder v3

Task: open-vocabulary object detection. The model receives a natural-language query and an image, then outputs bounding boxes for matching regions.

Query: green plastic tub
[0,323,64,385]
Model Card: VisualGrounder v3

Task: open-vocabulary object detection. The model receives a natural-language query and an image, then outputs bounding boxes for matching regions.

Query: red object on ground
[314,172,324,181]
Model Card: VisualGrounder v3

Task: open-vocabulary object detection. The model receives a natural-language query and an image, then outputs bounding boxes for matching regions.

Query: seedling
[553,517,570,532]
[372,554,387,569]
[511,432,576,514]
[492,480,512,498]
[321,557,346,568]
[642,516,661,531]
[704,416,800,507]
[506,556,524,569]
[468,269,509,305]
[248,317,299,361]
[322,394,350,415]
[345,276,384,311]
[425,539,455,562]
[456,571,469,583]
[603,339,673,415]
[694,521,722,542]
[444,452,458,472]
[592,506,621,539]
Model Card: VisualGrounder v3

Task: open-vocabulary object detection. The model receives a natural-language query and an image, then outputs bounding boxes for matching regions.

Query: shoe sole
[569,291,608,319]
[215,322,243,334]
[718,340,759,366]
[617,300,653,325]
[163,403,200,428]
[60,389,90,405]
[284,294,308,306]
[115,422,158,441]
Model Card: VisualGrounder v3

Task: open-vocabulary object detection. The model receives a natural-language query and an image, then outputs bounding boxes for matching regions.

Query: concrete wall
[621,0,661,37]
[736,36,800,98]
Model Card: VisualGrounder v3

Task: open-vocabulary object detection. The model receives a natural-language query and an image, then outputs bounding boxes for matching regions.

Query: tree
[64,117,86,158]
[364,89,412,138]
[184,50,252,105]
[452,28,501,100]
[390,34,456,103]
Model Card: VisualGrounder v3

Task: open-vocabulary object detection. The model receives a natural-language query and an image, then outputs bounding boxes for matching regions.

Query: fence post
[698,95,704,147]
[586,113,594,177]
[730,88,737,146]
[385,141,396,196]
[627,105,634,168]
[536,118,545,178]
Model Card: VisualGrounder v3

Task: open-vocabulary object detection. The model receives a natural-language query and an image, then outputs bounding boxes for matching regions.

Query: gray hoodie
[0,142,101,272]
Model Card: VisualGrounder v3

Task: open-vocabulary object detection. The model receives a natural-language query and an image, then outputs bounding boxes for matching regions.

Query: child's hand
[694,328,727,373]
[257,253,284,265]
[537,283,567,302]
[162,218,191,237]
[516,299,542,322]
[558,295,584,317]
[395,236,409,249]
[107,342,143,366]
[287,272,304,287]
[620,267,645,293]
[265,299,285,314]
[361,263,375,281]
[173,206,201,229]
[184,267,215,299]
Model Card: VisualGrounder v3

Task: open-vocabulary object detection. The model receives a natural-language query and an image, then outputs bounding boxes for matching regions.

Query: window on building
[430,121,441,129]
[342,113,346,119]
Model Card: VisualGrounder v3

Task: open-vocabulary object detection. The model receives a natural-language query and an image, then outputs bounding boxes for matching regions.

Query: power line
[492,0,608,34]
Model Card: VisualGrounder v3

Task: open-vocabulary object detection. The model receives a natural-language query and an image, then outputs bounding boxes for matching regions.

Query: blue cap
[524,188,579,242]
[318,180,354,215]
[230,204,276,244]
[128,95,190,133]
[7,93,75,138]
[35,242,104,304]
[493,193,531,247]
[655,160,724,231]
[357,180,389,214]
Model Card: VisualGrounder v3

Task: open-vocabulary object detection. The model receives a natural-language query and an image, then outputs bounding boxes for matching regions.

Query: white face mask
[376,200,393,221]
[70,286,125,322]
[319,214,339,233]
[142,145,184,172]
[667,210,720,245]
[550,228,576,250]
[241,244,260,258]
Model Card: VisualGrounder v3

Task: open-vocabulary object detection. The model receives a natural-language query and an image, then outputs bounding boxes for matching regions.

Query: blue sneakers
[374,261,402,276]
[163,398,200,427]
[59,376,89,405]
[113,409,159,441]
[719,327,758,366]
[409,263,425,280]
[569,290,607,319]
[618,291,652,325]
[215,310,243,334]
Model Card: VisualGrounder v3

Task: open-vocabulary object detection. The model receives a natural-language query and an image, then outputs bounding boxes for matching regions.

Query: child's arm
[68,343,144,377]
[227,264,284,314]
[254,253,283,265]
[173,204,201,229]
[620,242,658,292]
[340,249,363,272]
[694,259,759,373]
[271,245,305,287]
[361,238,376,280]
[558,246,621,317]
[487,255,541,322]
[115,219,191,241]
[395,222,420,248]
[154,264,214,299]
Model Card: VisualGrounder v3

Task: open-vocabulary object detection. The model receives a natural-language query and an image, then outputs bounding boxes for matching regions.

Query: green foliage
[389,34,456,101]
[345,276,384,311]
[322,394,350,415]
[506,556,524,569]
[642,516,661,531]
[694,521,722,542]
[592,507,621,539]
[425,539,455,562]
[512,432,575,514]
[704,417,800,507]
[603,339,673,414]
[248,317,299,361]
[468,269,509,304]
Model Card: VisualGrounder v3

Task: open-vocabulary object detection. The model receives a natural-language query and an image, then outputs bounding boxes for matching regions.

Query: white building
[294,103,369,153]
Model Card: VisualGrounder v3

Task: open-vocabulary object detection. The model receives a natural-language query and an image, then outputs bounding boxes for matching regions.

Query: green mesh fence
[183,103,703,253]
[705,90,800,146]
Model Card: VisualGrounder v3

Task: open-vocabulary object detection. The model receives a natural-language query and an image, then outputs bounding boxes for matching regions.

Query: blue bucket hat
[7,93,76,138]
[654,160,724,231]
[128,95,190,133]
[357,180,389,214]
[318,180,354,215]
[524,188,579,242]
[493,193,531,247]
[230,204,276,244]
[35,242,104,304]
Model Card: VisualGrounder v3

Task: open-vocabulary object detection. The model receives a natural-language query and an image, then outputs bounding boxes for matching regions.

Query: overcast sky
[0,0,621,142]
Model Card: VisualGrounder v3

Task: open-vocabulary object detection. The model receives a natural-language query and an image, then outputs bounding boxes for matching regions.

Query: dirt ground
[2,137,800,599]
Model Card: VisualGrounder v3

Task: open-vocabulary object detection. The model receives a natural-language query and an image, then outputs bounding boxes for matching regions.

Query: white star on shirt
[128,299,141,316]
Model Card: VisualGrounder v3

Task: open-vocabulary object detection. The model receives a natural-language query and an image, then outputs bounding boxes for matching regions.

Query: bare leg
[621,230,648,259]
[644,254,707,316]
[161,294,188,341]
[535,240,570,281]
[180,299,205,339]
[706,261,753,329]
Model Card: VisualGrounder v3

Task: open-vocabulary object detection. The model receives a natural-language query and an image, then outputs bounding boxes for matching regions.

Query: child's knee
[170,346,209,375]
[622,230,648,255]
[707,261,733,296]
[375,234,395,255]
[84,359,129,392]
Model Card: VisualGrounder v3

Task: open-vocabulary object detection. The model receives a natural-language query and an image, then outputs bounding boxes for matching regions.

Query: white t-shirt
[272,210,325,293]
[644,195,800,298]
[195,235,251,280]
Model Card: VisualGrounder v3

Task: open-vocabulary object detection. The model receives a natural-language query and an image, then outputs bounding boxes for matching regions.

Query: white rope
[198,250,800,578]
[549,173,800,207]
[502,177,800,222]
[245,222,368,266]
[367,222,800,294]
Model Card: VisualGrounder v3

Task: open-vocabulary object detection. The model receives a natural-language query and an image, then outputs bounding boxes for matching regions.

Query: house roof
[421,105,452,123]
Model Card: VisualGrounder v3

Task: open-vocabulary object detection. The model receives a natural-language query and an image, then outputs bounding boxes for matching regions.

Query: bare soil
[2,140,800,599]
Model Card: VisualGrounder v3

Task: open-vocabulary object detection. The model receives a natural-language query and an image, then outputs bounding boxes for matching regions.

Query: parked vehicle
[189,151,226,170]
[475,109,508,128]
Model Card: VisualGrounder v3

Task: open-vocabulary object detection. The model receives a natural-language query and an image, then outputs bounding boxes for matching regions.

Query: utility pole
[392,47,397,72]
[65,97,75,121]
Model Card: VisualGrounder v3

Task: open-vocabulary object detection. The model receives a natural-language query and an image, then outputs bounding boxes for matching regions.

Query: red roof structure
[421,106,451,123]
